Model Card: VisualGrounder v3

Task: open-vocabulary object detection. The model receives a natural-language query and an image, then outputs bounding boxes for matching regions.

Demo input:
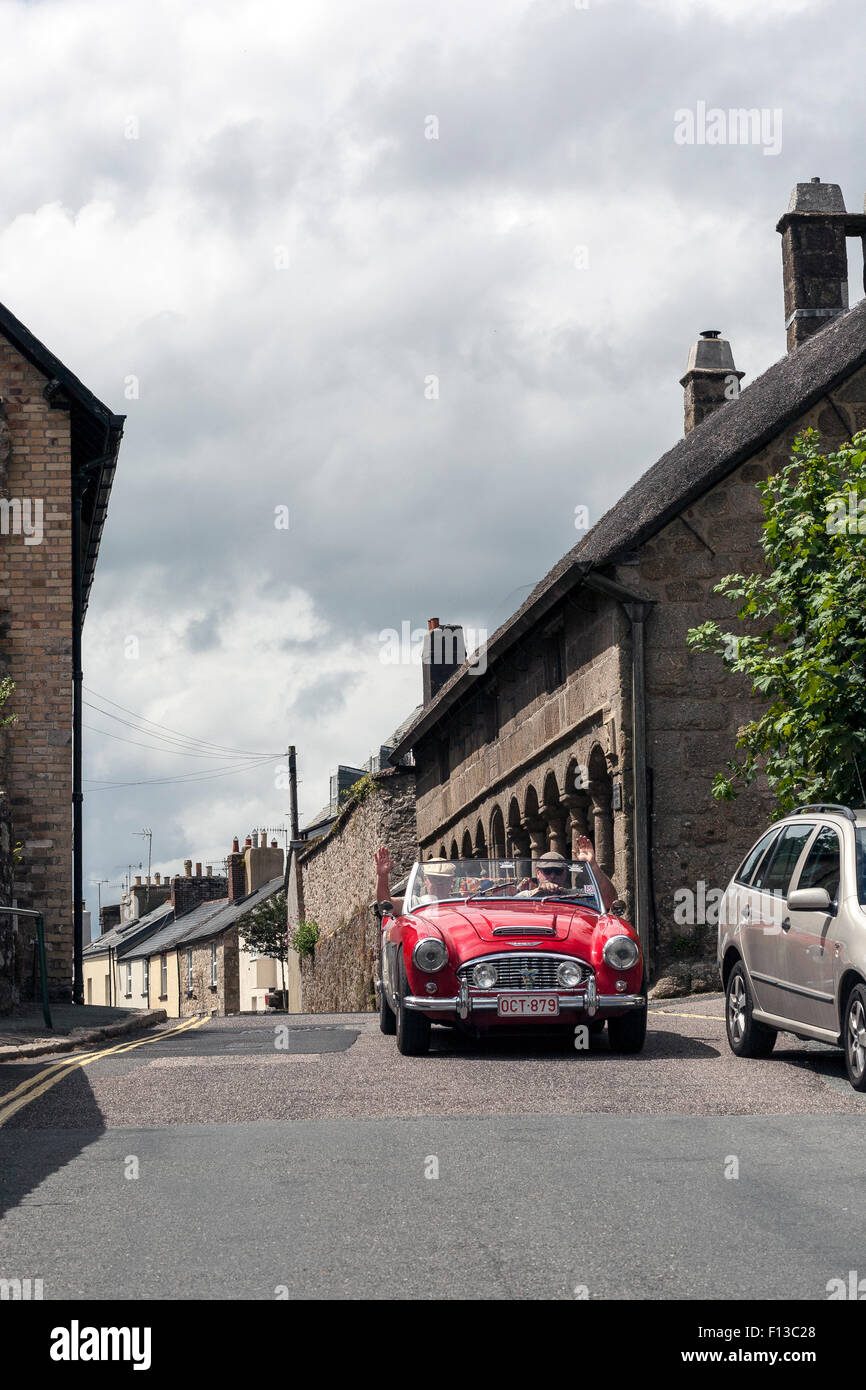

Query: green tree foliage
[687,428,866,811]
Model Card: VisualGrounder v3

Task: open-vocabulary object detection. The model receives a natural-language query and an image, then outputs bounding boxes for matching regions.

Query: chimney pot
[195,862,202,877]
[184,859,192,877]
[154,872,161,885]
[232,837,240,853]
[135,875,142,886]
[206,865,212,876]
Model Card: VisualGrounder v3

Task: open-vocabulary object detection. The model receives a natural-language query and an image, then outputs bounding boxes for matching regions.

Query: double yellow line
[0,1014,208,1128]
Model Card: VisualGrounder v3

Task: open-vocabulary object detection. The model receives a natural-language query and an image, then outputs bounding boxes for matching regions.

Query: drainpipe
[623,600,654,974]
[71,448,115,1005]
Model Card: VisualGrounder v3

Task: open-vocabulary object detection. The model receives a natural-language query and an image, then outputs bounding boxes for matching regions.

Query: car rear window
[734,829,780,886]
[753,823,815,894]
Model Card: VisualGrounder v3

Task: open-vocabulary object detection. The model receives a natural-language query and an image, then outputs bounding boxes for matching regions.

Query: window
[143,959,150,997]
[735,829,780,886]
[211,942,217,987]
[796,826,841,902]
[160,954,167,997]
[544,631,566,691]
[186,950,193,992]
[125,962,132,997]
[754,823,814,894]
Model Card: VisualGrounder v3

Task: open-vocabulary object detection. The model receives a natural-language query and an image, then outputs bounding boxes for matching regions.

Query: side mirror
[609,899,627,917]
[787,886,832,914]
[375,899,395,922]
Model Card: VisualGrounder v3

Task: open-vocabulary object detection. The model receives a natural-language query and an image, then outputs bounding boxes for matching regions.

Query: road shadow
[0,1065,105,1220]
[428,1026,718,1061]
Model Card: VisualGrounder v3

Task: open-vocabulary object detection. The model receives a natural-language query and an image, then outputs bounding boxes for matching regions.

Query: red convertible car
[377,857,646,1055]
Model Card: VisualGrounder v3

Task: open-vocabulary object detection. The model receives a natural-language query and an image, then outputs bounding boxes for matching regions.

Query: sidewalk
[0,1003,168,1059]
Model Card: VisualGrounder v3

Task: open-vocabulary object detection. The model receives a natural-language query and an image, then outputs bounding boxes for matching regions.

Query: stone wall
[299,906,379,1013]
[287,766,416,1011]
[0,345,75,998]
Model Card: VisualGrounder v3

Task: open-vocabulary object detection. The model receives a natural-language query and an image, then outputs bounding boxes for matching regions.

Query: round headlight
[557,960,584,988]
[472,961,498,989]
[603,935,640,971]
[413,937,448,973]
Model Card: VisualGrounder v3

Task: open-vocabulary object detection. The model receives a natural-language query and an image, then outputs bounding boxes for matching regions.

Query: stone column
[522,816,547,861]
[561,793,590,857]
[542,802,567,856]
[588,781,614,878]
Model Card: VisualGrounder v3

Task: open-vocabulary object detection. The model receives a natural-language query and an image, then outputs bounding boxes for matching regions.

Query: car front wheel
[607,1002,647,1054]
[725,962,776,1058]
[843,985,866,1091]
[395,957,431,1056]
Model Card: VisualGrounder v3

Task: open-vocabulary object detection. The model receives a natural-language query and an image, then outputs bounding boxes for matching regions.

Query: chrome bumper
[404,979,646,1018]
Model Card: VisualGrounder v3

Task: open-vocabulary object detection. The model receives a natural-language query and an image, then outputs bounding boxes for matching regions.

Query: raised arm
[575,834,618,912]
[374,846,404,917]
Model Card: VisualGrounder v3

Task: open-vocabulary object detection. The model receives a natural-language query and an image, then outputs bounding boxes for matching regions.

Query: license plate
[497,993,560,1018]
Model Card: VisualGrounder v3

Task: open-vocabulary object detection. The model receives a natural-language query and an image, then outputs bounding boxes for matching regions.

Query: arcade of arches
[429,743,615,878]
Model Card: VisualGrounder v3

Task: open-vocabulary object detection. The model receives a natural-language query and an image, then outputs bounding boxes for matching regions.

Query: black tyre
[607,1003,647,1054]
[378,960,396,1035]
[395,956,431,1056]
[725,961,776,1058]
[843,984,866,1091]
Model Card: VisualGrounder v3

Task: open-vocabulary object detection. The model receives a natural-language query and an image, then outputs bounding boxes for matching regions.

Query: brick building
[388,178,866,978]
[0,302,124,1008]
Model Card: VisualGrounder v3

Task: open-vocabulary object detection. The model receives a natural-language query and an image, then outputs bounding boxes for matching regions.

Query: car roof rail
[794,803,857,821]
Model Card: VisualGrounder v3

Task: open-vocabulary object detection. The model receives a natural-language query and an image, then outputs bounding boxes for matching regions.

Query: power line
[84,755,275,791]
[84,724,257,758]
[84,687,278,758]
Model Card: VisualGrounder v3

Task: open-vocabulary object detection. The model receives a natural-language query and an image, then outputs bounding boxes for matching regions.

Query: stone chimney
[227,838,247,902]
[171,866,228,918]
[680,331,744,435]
[100,903,122,935]
[422,618,466,706]
[244,839,285,894]
[777,178,849,352]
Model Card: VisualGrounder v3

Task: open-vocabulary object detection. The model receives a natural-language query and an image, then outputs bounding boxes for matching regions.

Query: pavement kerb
[0,1008,168,1060]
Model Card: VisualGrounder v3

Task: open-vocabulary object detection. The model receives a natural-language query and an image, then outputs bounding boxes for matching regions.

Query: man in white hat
[374,847,456,916]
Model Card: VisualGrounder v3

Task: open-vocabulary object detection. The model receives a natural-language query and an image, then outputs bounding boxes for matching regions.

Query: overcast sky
[2,0,864,921]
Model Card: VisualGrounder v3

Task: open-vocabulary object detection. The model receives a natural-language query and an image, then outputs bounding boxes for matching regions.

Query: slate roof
[0,300,125,618]
[390,298,866,759]
[83,899,174,959]
[121,876,284,958]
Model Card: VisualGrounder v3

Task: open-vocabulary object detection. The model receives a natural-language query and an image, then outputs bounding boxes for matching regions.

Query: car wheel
[607,1003,647,1054]
[725,962,776,1058]
[395,956,431,1056]
[378,959,396,1036]
[843,985,866,1091]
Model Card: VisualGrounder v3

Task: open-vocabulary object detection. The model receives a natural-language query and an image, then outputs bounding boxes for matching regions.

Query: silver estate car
[718,804,866,1091]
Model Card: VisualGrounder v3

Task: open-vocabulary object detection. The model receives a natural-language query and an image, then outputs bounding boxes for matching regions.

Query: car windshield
[403,858,602,914]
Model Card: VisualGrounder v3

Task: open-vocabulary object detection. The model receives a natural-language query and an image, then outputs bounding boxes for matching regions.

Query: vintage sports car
[377,857,646,1055]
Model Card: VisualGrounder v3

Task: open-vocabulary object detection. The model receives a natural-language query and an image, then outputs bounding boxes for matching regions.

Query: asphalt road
[1,998,865,1299]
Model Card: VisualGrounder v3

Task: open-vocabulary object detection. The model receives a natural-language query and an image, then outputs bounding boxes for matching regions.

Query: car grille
[458,955,590,990]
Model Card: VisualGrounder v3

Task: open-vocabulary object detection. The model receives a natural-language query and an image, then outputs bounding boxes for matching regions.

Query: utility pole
[288,746,300,843]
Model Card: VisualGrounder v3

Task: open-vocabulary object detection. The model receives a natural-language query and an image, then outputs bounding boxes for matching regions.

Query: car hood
[411,900,599,952]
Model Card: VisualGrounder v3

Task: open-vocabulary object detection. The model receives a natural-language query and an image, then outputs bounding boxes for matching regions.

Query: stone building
[389,179,866,979]
[0,300,123,1008]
